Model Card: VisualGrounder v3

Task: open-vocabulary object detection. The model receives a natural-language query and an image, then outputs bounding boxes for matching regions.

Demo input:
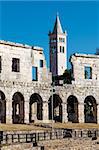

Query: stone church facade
[0,15,99,124]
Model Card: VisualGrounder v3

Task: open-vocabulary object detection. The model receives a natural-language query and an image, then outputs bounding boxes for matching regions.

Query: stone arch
[29,93,43,123]
[67,95,78,123]
[84,96,97,123]
[48,94,62,122]
[12,92,24,124]
[0,91,6,123]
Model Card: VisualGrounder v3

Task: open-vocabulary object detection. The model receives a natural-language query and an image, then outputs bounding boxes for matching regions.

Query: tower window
[0,56,1,73]
[40,60,43,68]
[59,38,65,42]
[60,46,64,53]
[32,66,38,81]
[60,46,61,52]
[53,38,56,42]
[62,47,64,53]
[85,66,92,79]
[52,46,56,54]
[12,58,20,72]
[50,38,56,43]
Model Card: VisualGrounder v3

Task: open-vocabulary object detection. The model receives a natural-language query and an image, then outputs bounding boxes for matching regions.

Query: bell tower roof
[53,14,63,34]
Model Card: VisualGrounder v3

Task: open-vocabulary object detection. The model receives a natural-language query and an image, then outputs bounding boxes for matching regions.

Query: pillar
[78,103,84,123]
[62,103,68,123]
[6,99,12,124]
[97,104,99,124]
[43,101,49,122]
[24,95,29,124]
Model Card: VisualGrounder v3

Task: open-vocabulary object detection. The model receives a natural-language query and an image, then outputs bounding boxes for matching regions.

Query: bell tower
[49,14,67,77]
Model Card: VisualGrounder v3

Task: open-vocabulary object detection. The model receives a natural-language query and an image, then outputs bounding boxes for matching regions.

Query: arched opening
[67,95,78,123]
[12,92,24,124]
[48,94,62,122]
[0,91,6,123]
[29,93,43,123]
[84,96,97,123]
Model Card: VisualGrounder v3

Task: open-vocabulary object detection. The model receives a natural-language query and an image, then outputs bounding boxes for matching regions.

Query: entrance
[12,92,24,124]
[48,94,62,122]
[67,95,78,123]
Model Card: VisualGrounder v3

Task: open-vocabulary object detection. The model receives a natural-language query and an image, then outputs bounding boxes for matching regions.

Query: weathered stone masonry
[0,15,99,124]
[0,40,99,124]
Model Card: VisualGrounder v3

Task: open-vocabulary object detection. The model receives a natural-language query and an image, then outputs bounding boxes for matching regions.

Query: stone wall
[71,53,99,85]
[0,40,51,83]
[0,40,99,124]
[1,79,99,124]
[0,41,32,82]
[0,80,51,124]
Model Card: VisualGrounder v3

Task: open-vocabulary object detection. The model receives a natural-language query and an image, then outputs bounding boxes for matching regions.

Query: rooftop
[0,40,43,51]
[73,53,99,59]
[52,15,64,34]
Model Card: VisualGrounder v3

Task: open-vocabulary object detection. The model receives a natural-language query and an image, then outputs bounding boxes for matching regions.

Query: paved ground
[52,123,99,129]
[39,138,99,150]
[0,123,99,131]
[0,124,48,131]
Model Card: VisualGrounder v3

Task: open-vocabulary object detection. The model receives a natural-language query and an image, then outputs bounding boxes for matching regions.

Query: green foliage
[63,69,74,84]
[52,69,74,85]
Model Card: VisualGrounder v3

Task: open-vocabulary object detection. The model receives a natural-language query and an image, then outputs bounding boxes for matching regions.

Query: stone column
[24,96,29,124]
[62,103,68,123]
[43,102,49,122]
[78,103,84,123]
[97,104,99,124]
[6,99,12,124]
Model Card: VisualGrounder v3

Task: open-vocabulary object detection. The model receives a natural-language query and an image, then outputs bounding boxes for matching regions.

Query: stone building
[0,15,99,124]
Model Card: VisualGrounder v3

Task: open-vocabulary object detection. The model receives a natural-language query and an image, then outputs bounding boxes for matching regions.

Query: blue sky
[0,1,99,68]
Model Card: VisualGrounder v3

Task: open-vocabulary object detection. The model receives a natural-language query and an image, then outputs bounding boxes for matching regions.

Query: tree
[63,69,74,84]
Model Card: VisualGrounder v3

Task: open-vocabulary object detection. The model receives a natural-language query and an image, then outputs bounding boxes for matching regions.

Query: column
[78,103,84,123]
[6,99,12,124]
[43,102,49,122]
[24,96,29,124]
[97,104,99,124]
[62,103,68,123]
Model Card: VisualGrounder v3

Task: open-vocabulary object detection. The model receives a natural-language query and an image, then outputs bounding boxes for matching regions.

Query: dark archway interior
[0,91,6,123]
[84,96,97,123]
[67,95,78,123]
[48,94,62,122]
[12,92,24,124]
[29,93,43,123]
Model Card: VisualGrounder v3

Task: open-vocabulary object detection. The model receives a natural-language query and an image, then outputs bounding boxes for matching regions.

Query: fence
[0,129,72,145]
[0,129,99,145]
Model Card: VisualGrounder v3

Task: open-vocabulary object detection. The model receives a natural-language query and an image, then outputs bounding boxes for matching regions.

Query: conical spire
[53,14,63,34]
